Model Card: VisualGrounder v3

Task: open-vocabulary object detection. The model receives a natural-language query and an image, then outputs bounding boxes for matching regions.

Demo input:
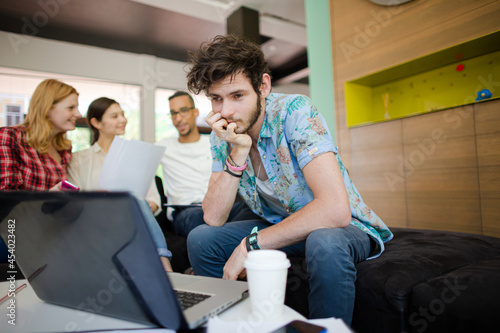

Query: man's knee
[306,228,348,252]
[306,227,371,269]
[187,224,213,249]
[305,228,352,269]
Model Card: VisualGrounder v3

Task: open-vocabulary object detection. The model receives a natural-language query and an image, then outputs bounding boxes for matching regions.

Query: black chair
[154,176,191,273]
[154,175,172,232]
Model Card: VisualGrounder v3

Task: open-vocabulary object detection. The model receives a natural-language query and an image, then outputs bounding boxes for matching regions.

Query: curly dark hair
[186,34,271,95]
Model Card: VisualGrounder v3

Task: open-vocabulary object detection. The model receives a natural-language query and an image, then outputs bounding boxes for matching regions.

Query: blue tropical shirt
[210,93,393,259]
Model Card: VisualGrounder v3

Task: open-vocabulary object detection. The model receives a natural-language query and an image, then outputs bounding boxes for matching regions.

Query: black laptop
[0,191,248,331]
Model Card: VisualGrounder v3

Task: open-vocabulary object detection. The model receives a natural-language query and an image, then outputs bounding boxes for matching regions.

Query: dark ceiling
[0,0,309,85]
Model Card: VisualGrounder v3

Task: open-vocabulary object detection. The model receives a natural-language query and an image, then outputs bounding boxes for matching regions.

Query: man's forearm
[202,171,241,226]
[203,145,251,226]
[255,196,350,250]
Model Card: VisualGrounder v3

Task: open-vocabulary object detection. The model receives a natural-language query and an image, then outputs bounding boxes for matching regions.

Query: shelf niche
[345,30,500,128]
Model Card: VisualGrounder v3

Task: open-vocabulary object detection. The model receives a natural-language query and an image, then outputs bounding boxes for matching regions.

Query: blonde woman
[0,79,80,190]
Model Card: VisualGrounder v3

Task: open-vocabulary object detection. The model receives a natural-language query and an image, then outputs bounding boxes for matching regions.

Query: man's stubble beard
[179,126,192,137]
[236,93,262,135]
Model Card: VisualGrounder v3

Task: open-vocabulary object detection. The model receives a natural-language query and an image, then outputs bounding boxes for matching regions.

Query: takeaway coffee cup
[244,250,291,320]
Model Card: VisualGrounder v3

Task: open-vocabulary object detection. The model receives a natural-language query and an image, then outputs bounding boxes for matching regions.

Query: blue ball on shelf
[475,89,492,101]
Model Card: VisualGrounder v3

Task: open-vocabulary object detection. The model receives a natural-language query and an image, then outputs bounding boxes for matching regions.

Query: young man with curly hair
[185,34,393,325]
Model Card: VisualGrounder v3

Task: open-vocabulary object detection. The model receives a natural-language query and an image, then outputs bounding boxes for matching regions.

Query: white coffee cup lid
[244,250,291,270]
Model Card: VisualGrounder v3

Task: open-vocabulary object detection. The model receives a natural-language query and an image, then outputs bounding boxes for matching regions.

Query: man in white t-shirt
[156,91,256,237]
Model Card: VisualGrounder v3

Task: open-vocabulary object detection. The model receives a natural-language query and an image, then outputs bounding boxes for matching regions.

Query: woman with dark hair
[67,97,124,189]
[67,97,172,272]
[67,97,161,214]
[87,97,121,146]
[0,79,80,190]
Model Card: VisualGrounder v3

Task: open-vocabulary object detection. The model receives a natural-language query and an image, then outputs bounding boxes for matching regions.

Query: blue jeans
[172,201,259,237]
[136,196,172,258]
[187,221,372,325]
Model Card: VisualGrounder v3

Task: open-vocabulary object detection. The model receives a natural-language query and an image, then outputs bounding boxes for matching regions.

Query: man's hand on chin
[206,111,251,149]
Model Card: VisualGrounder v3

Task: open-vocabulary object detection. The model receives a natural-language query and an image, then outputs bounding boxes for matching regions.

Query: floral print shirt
[210,93,393,259]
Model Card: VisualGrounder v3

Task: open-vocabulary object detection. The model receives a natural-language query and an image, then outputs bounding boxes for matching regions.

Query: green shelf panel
[345,31,500,128]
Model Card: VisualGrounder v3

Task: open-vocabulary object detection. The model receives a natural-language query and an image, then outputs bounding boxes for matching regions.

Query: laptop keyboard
[175,290,212,310]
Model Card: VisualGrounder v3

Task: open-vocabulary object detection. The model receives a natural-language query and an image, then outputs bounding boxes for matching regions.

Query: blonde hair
[23,79,78,154]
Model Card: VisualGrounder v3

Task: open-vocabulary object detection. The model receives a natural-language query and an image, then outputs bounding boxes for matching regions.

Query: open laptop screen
[0,191,186,330]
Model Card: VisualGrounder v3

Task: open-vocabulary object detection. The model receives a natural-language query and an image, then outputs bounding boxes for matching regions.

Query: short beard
[179,126,192,137]
[237,93,262,134]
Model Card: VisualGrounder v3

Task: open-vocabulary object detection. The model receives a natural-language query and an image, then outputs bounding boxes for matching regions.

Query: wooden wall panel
[352,174,408,228]
[402,107,475,142]
[329,0,500,236]
[406,169,482,233]
[475,99,500,135]
[477,133,500,166]
[406,196,482,233]
[348,119,407,228]
[480,171,500,237]
[402,107,477,171]
[475,99,500,237]
[332,0,500,81]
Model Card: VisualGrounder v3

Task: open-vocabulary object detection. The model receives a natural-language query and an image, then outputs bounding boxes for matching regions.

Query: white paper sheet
[98,137,166,197]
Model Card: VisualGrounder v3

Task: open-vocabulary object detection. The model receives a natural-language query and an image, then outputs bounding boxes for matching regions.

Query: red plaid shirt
[0,126,72,191]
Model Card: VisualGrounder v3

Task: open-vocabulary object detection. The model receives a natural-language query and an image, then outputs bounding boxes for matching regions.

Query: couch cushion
[409,255,500,333]
[352,228,500,333]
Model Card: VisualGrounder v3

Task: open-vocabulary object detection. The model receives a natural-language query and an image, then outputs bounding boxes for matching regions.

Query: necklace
[253,161,263,202]
[256,161,262,180]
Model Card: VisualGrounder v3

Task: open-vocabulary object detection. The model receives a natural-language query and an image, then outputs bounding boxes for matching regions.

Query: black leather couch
[160,223,500,333]
[285,227,500,333]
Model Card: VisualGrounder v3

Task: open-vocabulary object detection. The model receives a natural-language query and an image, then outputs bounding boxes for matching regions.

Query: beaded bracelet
[226,157,247,172]
[227,154,240,167]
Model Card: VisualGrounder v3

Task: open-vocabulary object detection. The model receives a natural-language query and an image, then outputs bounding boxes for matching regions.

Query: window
[5,104,23,126]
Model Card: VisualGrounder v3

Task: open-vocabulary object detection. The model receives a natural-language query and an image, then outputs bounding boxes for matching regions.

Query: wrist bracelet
[246,226,261,251]
[228,154,246,168]
[227,154,238,166]
[245,236,252,252]
[223,164,242,178]
[226,158,247,172]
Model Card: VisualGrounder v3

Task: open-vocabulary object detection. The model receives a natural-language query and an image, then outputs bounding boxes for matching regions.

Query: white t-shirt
[155,135,212,205]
